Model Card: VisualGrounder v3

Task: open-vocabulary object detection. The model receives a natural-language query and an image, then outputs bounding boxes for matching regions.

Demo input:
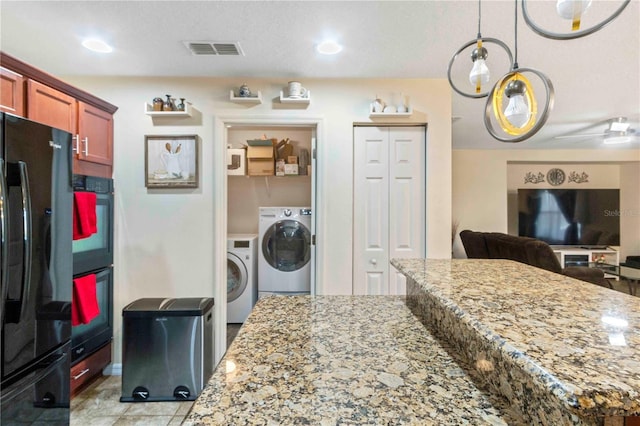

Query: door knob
[370,259,377,265]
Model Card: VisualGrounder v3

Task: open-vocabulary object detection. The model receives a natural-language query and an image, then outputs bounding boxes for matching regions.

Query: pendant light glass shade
[448,37,513,99]
[503,79,533,129]
[556,0,592,30]
[469,44,490,90]
[523,0,630,40]
[485,68,554,142]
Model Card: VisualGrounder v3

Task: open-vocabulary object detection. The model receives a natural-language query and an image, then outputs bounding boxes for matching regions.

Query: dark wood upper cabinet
[1,52,117,178]
[0,66,25,116]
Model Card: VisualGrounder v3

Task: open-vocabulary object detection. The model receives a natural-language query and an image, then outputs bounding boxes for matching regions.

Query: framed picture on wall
[145,134,198,188]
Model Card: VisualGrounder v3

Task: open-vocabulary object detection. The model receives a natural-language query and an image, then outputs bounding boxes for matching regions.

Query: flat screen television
[517,188,620,246]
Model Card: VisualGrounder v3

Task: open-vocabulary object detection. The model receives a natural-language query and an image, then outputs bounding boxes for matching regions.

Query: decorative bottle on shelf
[177,98,186,111]
[372,96,385,113]
[163,94,173,111]
[397,92,408,113]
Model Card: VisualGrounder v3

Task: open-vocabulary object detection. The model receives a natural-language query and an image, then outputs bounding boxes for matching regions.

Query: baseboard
[103,363,122,376]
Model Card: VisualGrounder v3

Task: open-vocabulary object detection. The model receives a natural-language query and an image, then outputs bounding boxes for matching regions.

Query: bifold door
[353,126,426,295]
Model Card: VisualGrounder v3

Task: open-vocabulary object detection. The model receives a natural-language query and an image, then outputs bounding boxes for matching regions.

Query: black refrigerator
[1,113,73,425]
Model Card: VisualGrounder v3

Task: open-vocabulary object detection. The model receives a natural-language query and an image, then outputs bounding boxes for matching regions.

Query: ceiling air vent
[183,41,244,56]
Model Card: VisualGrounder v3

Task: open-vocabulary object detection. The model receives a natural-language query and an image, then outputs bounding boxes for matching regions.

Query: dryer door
[227,252,248,303]
[262,220,311,272]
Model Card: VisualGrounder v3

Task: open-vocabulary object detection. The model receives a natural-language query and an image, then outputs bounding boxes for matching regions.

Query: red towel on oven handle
[73,191,97,240]
[72,274,100,326]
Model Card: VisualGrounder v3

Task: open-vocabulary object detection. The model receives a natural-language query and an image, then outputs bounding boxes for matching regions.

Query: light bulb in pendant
[556,0,592,30]
[503,80,531,128]
[469,45,490,91]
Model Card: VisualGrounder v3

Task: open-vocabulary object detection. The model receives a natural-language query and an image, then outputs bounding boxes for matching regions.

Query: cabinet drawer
[70,342,112,397]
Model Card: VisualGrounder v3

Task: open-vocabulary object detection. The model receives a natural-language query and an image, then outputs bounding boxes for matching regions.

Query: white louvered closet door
[353,126,425,295]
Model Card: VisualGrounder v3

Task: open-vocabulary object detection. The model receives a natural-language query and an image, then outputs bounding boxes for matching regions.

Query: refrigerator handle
[0,158,8,324]
[18,161,33,322]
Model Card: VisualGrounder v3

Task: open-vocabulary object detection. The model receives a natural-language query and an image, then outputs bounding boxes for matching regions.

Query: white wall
[452,150,640,260]
[66,76,453,364]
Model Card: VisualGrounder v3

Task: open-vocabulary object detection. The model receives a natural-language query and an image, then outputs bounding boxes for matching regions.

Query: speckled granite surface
[392,258,640,424]
[184,296,519,425]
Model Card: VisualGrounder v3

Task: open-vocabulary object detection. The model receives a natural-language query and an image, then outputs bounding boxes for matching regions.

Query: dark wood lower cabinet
[70,342,112,398]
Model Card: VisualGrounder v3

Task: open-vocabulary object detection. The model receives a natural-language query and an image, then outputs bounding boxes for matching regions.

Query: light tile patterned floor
[70,375,192,426]
[70,324,242,425]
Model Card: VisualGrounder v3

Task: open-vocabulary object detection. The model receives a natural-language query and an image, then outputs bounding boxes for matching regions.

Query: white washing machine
[227,234,258,323]
[258,207,312,297]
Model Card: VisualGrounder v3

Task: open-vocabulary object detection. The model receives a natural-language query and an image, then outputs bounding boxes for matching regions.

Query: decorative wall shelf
[229,90,262,104]
[279,91,311,104]
[144,102,193,117]
[369,105,413,117]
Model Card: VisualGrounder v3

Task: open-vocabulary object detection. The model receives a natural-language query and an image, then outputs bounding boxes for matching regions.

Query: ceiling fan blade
[553,133,607,139]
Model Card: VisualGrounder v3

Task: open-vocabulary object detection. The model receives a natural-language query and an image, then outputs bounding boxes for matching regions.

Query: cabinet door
[77,101,113,167]
[27,79,77,132]
[0,67,25,116]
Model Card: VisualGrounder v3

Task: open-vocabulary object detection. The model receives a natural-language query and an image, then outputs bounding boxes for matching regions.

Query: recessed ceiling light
[82,38,113,53]
[316,40,343,55]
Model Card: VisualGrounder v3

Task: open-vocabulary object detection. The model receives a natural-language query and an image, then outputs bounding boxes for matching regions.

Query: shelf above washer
[279,91,311,104]
[229,90,263,104]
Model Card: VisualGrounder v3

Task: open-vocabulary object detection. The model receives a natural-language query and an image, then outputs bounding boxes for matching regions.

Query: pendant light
[447,0,513,99]
[522,0,630,40]
[484,0,554,142]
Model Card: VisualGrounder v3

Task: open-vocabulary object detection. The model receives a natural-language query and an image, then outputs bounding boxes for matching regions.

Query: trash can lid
[123,297,214,317]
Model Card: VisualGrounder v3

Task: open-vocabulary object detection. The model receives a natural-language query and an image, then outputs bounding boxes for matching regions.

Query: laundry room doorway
[212,116,322,364]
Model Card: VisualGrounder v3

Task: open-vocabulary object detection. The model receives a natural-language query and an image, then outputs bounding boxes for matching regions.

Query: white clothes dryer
[227,234,258,323]
[258,207,312,297]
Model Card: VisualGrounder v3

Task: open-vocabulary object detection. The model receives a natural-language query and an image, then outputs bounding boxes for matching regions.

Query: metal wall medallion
[524,172,545,184]
[546,168,565,186]
[568,171,589,184]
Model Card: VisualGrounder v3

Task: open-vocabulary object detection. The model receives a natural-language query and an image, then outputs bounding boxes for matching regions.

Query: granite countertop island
[184,295,518,425]
[391,258,640,425]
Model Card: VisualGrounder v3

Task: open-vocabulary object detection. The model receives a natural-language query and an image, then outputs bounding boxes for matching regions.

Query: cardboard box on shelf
[247,141,275,176]
[287,156,298,164]
[248,159,275,176]
[284,164,299,175]
[247,145,274,159]
[275,159,285,176]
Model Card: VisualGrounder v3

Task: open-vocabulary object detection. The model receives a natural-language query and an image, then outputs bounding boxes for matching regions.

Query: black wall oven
[72,175,113,276]
[71,175,114,364]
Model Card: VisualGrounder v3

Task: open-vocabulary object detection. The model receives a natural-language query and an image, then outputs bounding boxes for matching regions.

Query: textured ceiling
[1,0,638,150]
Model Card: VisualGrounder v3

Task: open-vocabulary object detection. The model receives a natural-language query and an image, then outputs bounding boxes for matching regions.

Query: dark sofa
[621,256,640,269]
[459,230,611,288]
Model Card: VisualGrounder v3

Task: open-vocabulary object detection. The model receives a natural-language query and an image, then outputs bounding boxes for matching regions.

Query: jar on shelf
[152,97,164,111]
[239,84,251,97]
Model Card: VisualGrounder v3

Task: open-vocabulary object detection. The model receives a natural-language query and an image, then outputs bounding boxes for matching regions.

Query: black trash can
[120,297,214,402]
